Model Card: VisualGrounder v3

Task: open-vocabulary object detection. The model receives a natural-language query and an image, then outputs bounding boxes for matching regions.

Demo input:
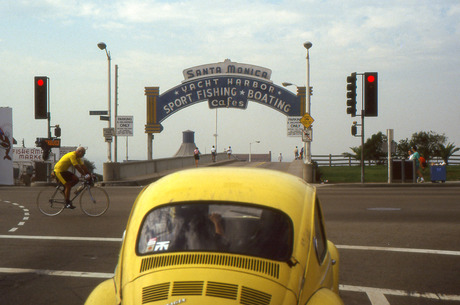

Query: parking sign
[116,116,133,137]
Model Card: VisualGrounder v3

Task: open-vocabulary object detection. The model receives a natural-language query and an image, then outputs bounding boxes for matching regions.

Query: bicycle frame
[54,180,90,205]
[38,176,109,217]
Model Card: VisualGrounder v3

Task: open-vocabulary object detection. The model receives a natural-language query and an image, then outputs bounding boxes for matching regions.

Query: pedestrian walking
[211,145,216,162]
[194,147,200,167]
[227,146,232,159]
[410,145,425,183]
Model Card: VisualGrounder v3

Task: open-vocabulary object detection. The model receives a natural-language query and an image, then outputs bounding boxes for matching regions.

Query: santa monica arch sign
[144,59,306,158]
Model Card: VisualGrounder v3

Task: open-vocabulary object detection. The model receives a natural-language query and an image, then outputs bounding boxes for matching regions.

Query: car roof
[131,167,315,219]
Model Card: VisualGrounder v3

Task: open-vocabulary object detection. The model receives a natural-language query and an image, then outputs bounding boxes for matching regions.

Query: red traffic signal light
[364,72,378,117]
[34,76,49,119]
[366,74,376,83]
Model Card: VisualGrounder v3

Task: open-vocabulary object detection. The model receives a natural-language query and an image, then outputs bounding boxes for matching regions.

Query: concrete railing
[103,153,229,182]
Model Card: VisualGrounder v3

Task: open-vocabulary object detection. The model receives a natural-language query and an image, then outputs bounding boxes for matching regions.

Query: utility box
[392,159,416,183]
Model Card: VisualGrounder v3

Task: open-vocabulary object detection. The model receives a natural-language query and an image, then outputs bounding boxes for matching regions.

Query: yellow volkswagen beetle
[86,167,343,305]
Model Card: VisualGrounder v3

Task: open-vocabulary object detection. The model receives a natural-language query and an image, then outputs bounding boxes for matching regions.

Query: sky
[1,0,460,174]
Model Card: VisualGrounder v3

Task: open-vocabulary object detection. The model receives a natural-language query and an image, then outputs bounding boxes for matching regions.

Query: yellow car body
[86,167,343,305]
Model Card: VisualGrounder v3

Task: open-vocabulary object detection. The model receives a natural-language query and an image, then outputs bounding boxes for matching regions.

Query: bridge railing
[312,154,460,167]
[103,152,229,182]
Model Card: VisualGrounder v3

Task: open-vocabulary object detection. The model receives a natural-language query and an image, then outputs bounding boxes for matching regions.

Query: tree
[344,132,386,164]
[410,131,446,160]
[343,146,361,161]
[363,131,386,164]
[347,130,457,164]
[397,131,448,160]
[438,142,460,165]
[83,159,96,173]
[396,138,411,158]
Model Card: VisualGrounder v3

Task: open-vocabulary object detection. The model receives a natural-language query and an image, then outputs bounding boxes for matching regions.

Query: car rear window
[137,202,293,261]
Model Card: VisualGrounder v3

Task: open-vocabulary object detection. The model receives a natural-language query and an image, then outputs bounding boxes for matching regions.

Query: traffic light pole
[46,81,52,182]
[360,75,365,184]
[348,72,379,184]
[360,109,365,183]
[47,81,51,138]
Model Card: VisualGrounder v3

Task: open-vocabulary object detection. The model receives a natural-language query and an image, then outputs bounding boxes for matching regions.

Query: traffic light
[34,76,49,119]
[35,137,51,160]
[54,125,61,137]
[364,72,378,117]
[351,121,358,136]
[346,73,357,117]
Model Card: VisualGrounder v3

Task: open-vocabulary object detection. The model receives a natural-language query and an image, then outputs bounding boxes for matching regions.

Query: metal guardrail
[312,154,460,167]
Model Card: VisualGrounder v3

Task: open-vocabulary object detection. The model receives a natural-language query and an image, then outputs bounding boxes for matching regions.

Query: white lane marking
[367,289,390,305]
[0,267,113,279]
[367,207,401,211]
[340,285,460,302]
[1,266,459,304]
[0,235,122,242]
[2,201,30,233]
[0,234,459,303]
[337,245,460,256]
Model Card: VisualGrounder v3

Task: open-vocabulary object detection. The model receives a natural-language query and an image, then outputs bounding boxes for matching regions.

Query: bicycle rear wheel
[36,186,66,216]
[79,187,109,217]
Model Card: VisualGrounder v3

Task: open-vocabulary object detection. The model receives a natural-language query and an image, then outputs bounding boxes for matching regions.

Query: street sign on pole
[302,128,313,142]
[89,110,108,115]
[300,113,315,128]
[103,128,114,142]
[116,116,133,137]
[287,116,302,137]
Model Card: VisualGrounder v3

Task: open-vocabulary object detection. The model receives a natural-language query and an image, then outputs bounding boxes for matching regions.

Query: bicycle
[36,177,110,217]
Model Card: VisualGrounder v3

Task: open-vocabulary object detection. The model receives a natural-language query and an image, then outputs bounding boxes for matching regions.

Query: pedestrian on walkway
[194,147,200,167]
[227,146,232,159]
[211,145,216,162]
[411,145,425,183]
[294,146,299,160]
[278,153,283,162]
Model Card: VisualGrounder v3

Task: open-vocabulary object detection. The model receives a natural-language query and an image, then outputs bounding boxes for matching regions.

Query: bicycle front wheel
[37,186,66,216]
[79,187,109,217]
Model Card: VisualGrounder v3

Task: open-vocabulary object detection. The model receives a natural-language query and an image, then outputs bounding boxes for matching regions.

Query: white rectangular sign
[116,116,133,137]
[59,146,77,159]
[0,107,13,185]
[287,116,302,137]
[12,147,43,162]
[302,128,313,142]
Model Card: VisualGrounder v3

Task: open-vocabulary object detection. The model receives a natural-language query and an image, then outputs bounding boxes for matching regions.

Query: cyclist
[54,146,92,209]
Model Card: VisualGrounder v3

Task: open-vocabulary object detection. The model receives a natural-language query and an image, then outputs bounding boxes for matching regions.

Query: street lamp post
[97,42,112,162]
[249,141,260,162]
[303,41,313,183]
